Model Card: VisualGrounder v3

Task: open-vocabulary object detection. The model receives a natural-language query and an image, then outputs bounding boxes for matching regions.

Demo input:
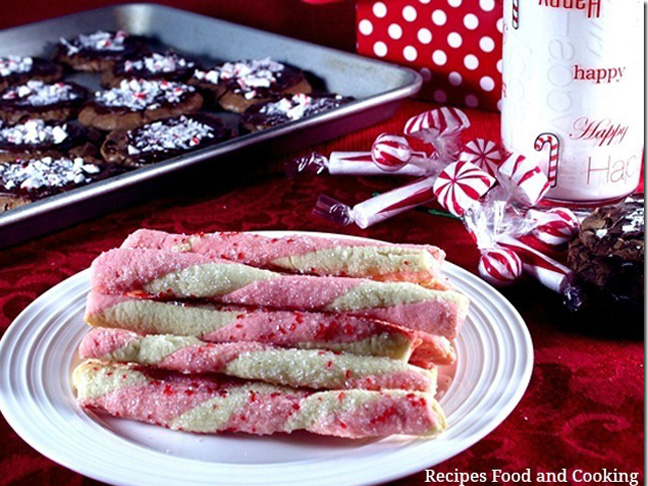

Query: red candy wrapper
[314,176,436,229]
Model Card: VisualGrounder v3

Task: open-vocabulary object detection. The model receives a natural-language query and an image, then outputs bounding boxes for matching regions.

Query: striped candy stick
[287,151,433,177]
[512,0,520,29]
[478,247,523,287]
[534,133,560,187]
[521,207,580,252]
[314,176,437,229]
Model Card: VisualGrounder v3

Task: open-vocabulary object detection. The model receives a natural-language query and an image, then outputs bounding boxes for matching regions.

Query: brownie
[565,195,644,327]
[0,155,127,211]
[101,114,231,166]
[190,58,312,113]
[54,30,146,72]
[240,93,352,132]
[0,119,99,162]
[101,51,199,87]
[0,56,63,92]
[78,78,203,131]
[0,80,87,125]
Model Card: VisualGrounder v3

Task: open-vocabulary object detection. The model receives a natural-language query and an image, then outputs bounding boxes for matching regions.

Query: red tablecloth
[0,99,643,485]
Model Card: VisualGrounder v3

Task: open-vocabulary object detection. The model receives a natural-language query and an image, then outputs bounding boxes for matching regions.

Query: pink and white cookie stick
[534,133,560,187]
[85,292,456,367]
[74,360,447,438]
[79,328,438,392]
[314,176,437,229]
[90,249,470,339]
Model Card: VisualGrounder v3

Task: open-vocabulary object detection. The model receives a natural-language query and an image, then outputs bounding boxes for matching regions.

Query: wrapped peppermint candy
[432,160,497,217]
[477,247,523,287]
[313,176,436,229]
[497,152,550,207]
[462,138,502,176]
[371,133,427,172]
[287,150,440,177]
[404,107,470,161]
[519,208,580,253]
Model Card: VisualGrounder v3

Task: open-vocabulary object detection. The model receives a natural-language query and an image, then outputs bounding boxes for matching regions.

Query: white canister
[501,0,644,205]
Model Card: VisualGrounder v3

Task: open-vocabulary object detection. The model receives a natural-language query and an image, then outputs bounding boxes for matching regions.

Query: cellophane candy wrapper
[404,107,470,161]
[313,176,436,229]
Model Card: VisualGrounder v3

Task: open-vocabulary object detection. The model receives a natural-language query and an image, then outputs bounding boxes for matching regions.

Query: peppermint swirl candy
[1,81,82,107]
[94,79,195,111]
[0,56,33,77]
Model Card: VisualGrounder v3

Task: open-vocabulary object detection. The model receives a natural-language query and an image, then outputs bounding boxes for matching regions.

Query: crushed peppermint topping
[127,116,215,155]
[595,229,608,238]
[123,52,195,74]
[0,56,33,77]
[59,30,129,55]
[0,119,69,146]
[0,156,100,191]
[94,79,195,111]
[621,206,644,234]
[259,93,344,121]
[194,58,285,99]
[1,80,81,106]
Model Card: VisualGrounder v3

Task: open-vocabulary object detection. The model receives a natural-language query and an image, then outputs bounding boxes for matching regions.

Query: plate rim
[0,231,534,486]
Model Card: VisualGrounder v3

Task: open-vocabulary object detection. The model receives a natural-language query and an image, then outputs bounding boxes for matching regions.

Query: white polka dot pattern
[357,0,503,112]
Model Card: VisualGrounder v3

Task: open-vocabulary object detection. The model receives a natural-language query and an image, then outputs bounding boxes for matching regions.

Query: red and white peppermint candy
[433,161,497,217]
[498,153,550,206]
[462,139,502,176]
[404,107,470,137]
[498,235,574,293]
[371,133,413,171]
[525,208,580,250]
[478,247,523,287]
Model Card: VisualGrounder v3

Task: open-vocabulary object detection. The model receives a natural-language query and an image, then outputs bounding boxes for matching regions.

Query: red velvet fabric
[0,99,643,486]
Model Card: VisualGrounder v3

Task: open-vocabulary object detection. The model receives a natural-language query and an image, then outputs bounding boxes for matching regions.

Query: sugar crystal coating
[0,119,68,146]
[0,156,100,191]
[194,58,286,99]
[123,52,195,74]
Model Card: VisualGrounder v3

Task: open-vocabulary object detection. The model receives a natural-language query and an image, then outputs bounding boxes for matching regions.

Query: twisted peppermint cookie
[80,328,437,392]
[121,229,448,289]
[85,293,456,367]
[90,249,469,339]
[74,360,446,438]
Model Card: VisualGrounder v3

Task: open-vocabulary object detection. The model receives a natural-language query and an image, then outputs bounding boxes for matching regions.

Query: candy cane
[534,133,560,187]
[512,0,520,29]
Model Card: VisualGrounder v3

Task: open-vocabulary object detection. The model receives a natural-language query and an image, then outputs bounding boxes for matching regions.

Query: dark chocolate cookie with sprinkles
[0,80,87,125]
[54,30,146,72]
[101,51,199,87]
[0,119,100,162]
[78,78,203,131]
[190,58,312,113]
[0,155,126,212]
[565,195,644,329]
[101,114,231,166]
[240,93,352,132]
[0,56,64,92]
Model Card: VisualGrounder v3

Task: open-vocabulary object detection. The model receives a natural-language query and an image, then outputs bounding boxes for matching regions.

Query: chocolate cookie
[0,155,126,211]
[0,119,99,162]
[565,195,644,326]
[0,56,63,92]
[101,51,198,87]
[101,114,231,166]
[54,30,145,72]
[0,80,87,125]
[240,93,351,132]
[78,78,203,131]
[191,58,312,113]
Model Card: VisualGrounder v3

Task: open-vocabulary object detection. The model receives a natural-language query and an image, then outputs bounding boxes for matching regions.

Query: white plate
[0,232,533,486]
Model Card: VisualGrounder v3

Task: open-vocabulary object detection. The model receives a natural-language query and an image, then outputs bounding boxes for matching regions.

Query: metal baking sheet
[0,4,422,247]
